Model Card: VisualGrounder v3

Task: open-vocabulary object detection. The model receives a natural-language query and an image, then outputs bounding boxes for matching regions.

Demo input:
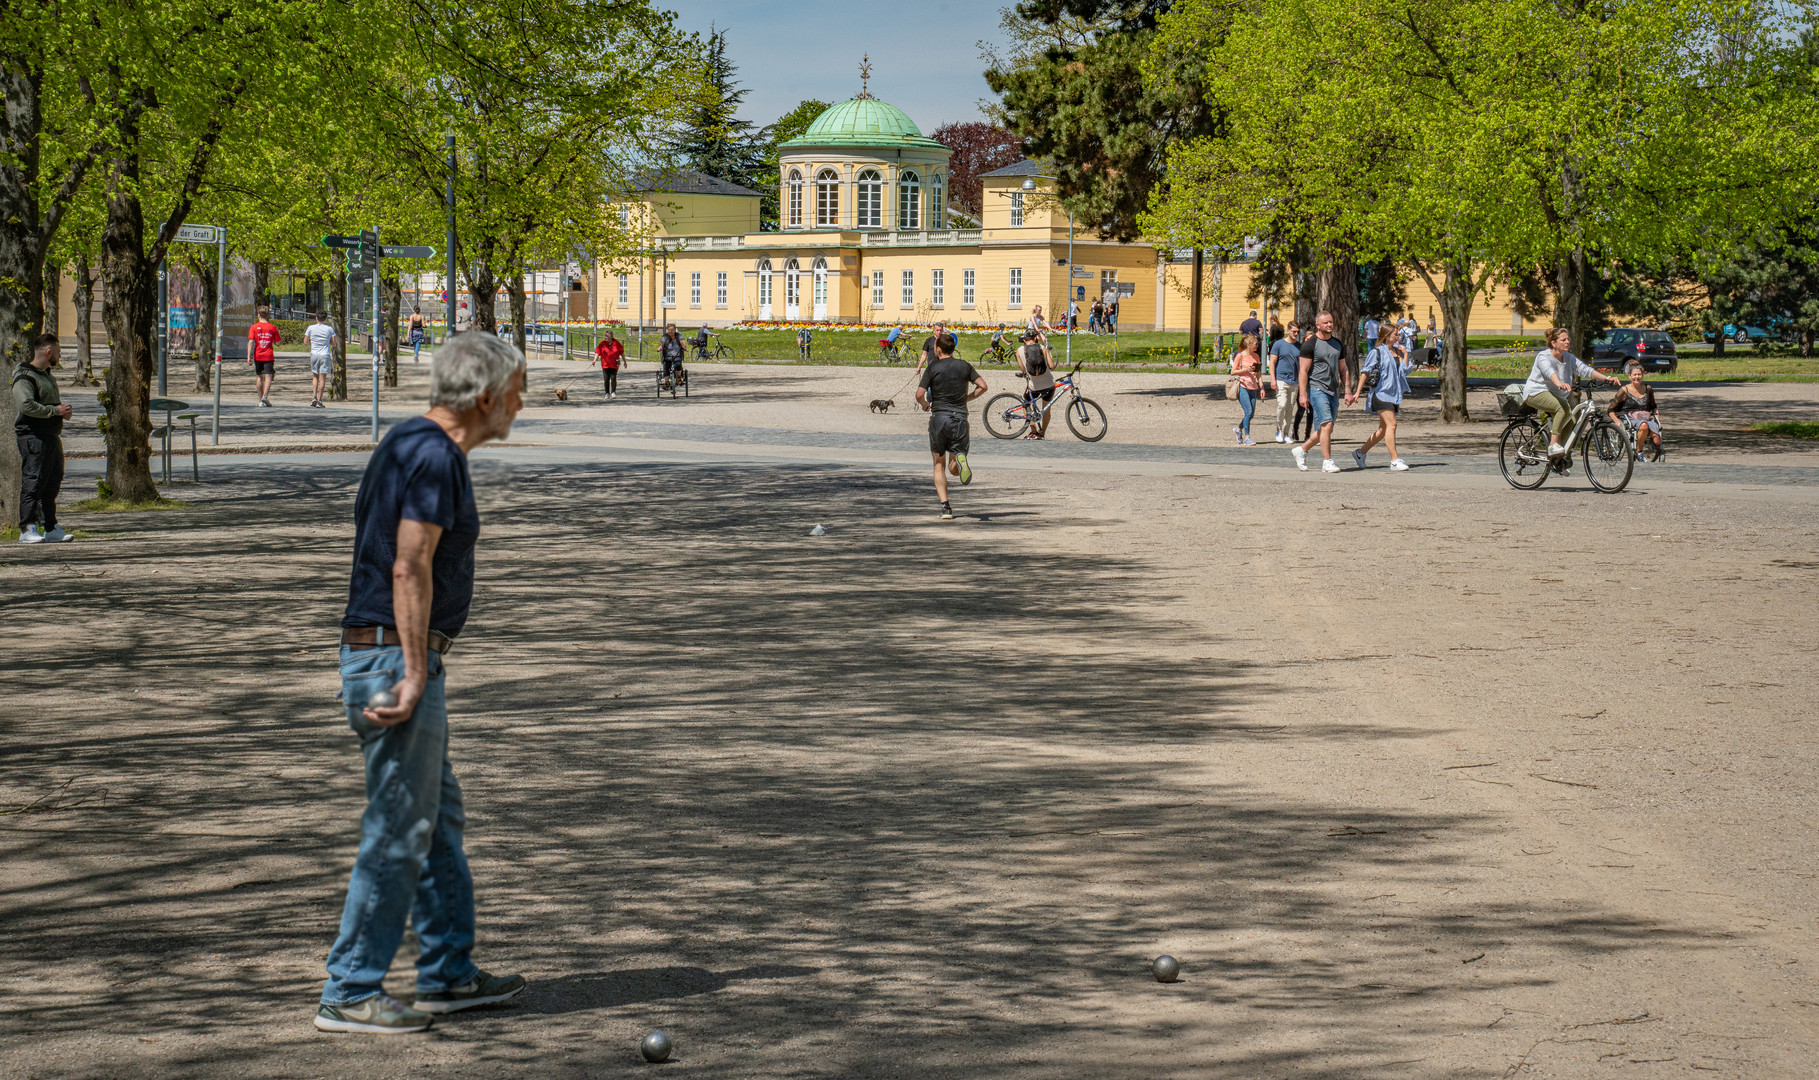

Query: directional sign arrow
[321,234,363,249]
[381,245,436,258]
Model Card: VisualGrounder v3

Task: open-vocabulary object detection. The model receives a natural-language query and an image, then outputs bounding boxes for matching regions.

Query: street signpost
[322,231,434,442]
[382,245,435,259]
[166,222,227,444]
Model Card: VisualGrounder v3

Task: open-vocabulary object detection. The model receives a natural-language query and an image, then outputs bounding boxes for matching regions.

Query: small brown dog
[869,398,894,414]
[554,388,569,401]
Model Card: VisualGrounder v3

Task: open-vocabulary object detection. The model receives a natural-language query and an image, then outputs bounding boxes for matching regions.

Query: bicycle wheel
[1583,421,1633,493]
[1498,418,1550,490]
[715,344,734,360]
[1066,396,1108,442]
[978,348,1000,368]
[981,392,1031,439]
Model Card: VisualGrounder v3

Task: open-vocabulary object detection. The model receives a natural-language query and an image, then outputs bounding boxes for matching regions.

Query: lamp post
[1022,175,1074,368]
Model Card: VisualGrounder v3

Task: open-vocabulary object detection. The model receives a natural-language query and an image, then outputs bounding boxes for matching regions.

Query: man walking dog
[315,333,529,1035]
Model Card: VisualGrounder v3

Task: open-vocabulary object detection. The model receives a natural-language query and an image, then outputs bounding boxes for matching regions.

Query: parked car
[1702,322,1783,344]
[1590,328,1678,373]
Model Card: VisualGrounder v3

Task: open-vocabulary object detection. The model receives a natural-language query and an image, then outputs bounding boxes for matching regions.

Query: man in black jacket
[13,333,73,544]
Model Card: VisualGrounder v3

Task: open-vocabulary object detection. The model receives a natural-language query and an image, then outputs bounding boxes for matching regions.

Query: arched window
[856,169,883,229]
[786,169,803,228]
[898,169,921,230]
[811,256,828,311]
[784,257,801,309]
[930,173,945,228]
[816,169,840,227]
[757,258,773,311]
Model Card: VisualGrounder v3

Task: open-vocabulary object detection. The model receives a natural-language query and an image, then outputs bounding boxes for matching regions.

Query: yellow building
[593,93,1531,337]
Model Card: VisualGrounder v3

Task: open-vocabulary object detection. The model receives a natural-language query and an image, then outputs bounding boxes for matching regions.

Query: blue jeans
[1308,387,1338,428]
[1237,386,1257,433]
[321,645,478,1006]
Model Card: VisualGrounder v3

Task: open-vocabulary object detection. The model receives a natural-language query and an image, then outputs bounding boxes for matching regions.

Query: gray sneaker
[414,970,527,1014]
[315,993,433,1034]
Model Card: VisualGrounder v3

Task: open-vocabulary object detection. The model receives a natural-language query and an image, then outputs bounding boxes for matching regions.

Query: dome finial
[857,54,874,99]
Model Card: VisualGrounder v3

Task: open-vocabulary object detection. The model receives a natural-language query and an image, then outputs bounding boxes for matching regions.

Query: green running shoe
[315,994,433,1035]
[957,454,973,485]
[414,970,527,1014]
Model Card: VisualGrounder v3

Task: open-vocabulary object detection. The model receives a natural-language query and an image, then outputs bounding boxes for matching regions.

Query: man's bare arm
[365,518,442,727]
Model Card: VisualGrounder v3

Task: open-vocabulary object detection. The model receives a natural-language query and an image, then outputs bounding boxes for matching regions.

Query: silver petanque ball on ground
[1152,955,1181,983]
[640,1030,673,1063]
[368,689,398,709]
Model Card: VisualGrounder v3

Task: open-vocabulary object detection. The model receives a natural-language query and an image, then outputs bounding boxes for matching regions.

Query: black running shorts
[929,411,970,456]
[253,360,275,376]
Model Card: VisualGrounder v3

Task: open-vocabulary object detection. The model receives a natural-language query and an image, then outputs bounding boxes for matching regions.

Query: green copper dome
[778,97,949,152]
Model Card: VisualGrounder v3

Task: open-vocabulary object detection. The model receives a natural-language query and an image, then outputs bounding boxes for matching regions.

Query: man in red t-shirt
[594,330,625,399]
[247,307,282,407]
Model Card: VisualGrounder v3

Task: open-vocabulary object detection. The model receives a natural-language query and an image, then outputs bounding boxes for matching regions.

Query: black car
[1590,328,1677,373]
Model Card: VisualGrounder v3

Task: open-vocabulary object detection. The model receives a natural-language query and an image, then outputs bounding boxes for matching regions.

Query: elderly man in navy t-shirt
[314,333,528,1036]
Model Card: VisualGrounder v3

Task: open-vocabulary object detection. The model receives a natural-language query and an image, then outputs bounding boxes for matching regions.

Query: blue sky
[660,0,1005,132]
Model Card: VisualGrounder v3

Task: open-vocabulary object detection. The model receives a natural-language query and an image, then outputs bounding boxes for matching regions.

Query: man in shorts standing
[1291,310,1350,473]
[304,311,337,408]
[247,306,282,407]
[314,332,529,1035]
[1016,329,1056,439]
[916,332,988,520]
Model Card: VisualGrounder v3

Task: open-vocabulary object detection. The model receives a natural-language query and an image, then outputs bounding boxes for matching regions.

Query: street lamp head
[1022,177,1036,191]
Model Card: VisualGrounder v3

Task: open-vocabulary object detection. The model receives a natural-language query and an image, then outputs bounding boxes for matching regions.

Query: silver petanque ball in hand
[1152,955,1181,983]
[368,688,398,709]
[640,1030,673,1063]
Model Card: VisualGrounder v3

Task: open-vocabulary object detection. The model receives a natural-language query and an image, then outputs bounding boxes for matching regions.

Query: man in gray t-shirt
[1292,311,1352,473]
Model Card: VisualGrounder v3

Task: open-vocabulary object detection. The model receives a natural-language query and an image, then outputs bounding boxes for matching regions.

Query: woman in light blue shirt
[1350,325,1412,471]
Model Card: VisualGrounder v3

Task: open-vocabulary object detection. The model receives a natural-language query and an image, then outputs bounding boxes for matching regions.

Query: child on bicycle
[1607,360,1662,460]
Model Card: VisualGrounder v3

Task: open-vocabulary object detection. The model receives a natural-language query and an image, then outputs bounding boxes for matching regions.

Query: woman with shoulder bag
[1230,333,1263,445]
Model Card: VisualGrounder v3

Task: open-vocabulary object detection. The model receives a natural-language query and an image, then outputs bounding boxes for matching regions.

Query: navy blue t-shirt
[341,416,480,637]
[1270,337,1301,383]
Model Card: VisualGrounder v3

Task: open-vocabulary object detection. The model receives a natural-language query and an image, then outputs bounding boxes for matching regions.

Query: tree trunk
[189,252,217,392]
[508,268,527,356]
[73,253,97,384]
[1554,247,1601,357]
[467,256,497,336]
[252,259,270,307]
[329,264,349,400]
[42,260,59,344]
[1291,244,1318,329]
[0,64,47,529]
[99,189,161,504]
[1317,250,1359,363]
[1435,263,1474,423]
[382,267,401,387]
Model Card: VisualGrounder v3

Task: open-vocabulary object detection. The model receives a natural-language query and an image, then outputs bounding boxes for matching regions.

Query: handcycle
[658,359,689,398]
[1498,382,1632,492]
[692,334,734,361]
[981,362,1108,442]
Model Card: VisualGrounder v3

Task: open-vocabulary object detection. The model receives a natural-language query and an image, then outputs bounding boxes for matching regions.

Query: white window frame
[962,268,975,307]
[931,268,944,308]
[787,169,803,229]
[898,169,921,230]
[857,169,883,229]
[871,270,884,307]
[1010,191,1024,227]
[785,261,801,308]
[931,174,945,227]
[663,270,675,308]
[617,273,628,306]
[1009,267,1022,308]
[816,169,840,227]
[900,269,914,308]
[689,271,701,308]
[716,271,728,307]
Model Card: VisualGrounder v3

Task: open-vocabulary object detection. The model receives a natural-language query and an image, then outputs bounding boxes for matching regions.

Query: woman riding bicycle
[1524,327,1620,457]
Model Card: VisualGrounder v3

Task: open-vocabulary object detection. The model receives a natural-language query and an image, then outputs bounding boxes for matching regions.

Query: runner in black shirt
[916,332,988,519]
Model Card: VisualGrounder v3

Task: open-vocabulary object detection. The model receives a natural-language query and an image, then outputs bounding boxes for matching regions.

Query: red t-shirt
[248,321,281,363]
[595,338,624,369]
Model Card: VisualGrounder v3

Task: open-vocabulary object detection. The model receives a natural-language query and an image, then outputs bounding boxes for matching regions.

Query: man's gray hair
[429,333,526,412]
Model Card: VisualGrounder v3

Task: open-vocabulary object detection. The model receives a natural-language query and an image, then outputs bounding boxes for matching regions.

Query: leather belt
[340,626,454,654]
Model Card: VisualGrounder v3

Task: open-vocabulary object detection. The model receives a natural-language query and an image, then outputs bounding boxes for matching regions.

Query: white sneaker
[1291,445,1308,471]
[1389,458,1409,472]
[1548,442,1565,457]
[43,526,73,543]
[1351,448,1367,470]
[1321,458,1342,473]
[19,524,44,544]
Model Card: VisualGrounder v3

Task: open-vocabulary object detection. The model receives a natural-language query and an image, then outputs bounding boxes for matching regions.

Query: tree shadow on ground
[0,460,1724,1078]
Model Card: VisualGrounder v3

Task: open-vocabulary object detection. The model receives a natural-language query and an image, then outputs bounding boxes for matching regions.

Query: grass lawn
[1753,421,1819,439]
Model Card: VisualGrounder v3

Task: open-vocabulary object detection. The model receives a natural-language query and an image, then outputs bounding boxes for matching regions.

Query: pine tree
[670,30,765,190]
